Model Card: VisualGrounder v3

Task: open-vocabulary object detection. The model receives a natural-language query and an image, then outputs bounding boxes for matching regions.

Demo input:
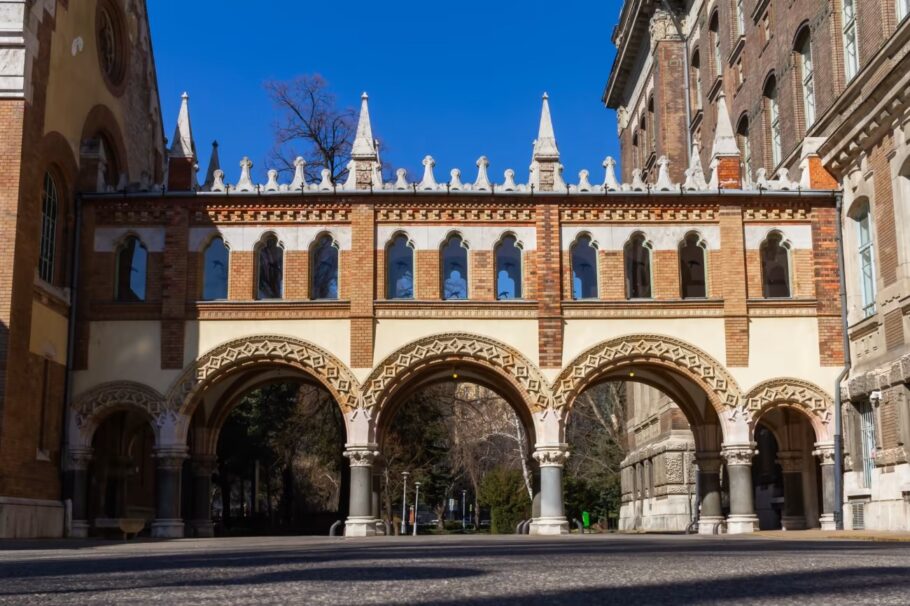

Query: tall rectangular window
[770,92,781,166]
[38,172,59,284]
[799,38,816,126]
[736,0,746,35]
[858,401,876,489]
[856,207,876,317]
[899,0,910,21]
[843,0,859,80]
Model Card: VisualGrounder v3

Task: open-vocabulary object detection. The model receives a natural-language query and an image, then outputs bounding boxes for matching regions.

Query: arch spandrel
[554,334,743,415]
[166,335,360,417]
[744,378,834,440]
[69,381,167,447]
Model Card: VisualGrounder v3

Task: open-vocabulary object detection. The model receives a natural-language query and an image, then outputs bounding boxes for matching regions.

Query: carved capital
[721,444,757,467]
[154,448,189,471]
[67,447,94,470]
[344,446,380,467]
[813,443,836,466]
[775,451,804,474]
[533,446,570,468]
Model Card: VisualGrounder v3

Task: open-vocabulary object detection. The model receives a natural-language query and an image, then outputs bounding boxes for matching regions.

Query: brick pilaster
[536,203,563,368]
[719,204,749,366]
[811,204,844,366]
[160,207,188,368]
[350,204,375,368]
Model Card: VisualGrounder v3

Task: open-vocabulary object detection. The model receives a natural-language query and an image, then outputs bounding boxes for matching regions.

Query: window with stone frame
[679,232,708,299]
[710,10,723,78]
[38,171,60,284]
[625,232,653,299]
[386,233,414,299]
[256,234,284,300]
[647,95,656,152]
[736,114,752,179]
[201,236,229,301]
[849,201,877,318]
[761,7,772,43]
[763,75,782,168]
[495,234,522,300]
[795,27,816,129]
[115,235,148,302]
[571,234,598,300]
[310,233,339,300]
[440,233,468,300]
[760,230,791,298]
[842,0,859,81]
[735,0,746,36]
[96,0,127,89]
[856,399,877,488]
[691,49,703,110]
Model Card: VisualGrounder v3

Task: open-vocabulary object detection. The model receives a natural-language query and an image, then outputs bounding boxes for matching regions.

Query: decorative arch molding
[744,378,833,430]
[554,335,743,413]
[362,333,553,416]
[166,335,360,416]
[70,381,166,440]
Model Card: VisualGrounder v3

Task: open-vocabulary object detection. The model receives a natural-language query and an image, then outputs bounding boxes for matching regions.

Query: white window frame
[38,172,59,284]
[898,0,910,21]
[856,208,876,317]
[842,0,859,81]
[768,86,781,167]
[799,36,816,127]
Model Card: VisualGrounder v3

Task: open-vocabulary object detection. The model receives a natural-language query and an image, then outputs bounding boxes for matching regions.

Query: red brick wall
[349,205,375,367]
[536,204,562,368]
[720,204,749,366]
[811,205,845,366]
[470,251,494,300]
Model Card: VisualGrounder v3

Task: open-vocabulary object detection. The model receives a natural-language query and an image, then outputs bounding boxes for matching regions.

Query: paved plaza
[0,534,908,605]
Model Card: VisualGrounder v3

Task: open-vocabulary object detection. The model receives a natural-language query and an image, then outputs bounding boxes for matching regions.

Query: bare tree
[265,75,355,184]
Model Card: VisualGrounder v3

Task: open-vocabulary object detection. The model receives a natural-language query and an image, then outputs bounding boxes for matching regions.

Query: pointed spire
[532,92,560,160]
[202,141,221,190]
[352,92,377,159]
[235,157,254,192]
[602,157,620,191]
[170,92,196,159]
[290,157,307,191]
[473,156,491,191]
[711,91,739,158]
[419,155,438,190]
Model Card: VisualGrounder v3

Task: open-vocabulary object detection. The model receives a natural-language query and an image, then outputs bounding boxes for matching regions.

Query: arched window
[571,235,598,300]
[495,235,522,300]
[763,76,781,167]
[441,234,468,300]
[256,234,283,300]
[691,49,703,110]
[386,234,414,299]
[625,233,653,299]
[795,27,815,128]
[38,171,59,284]
[310,234,339,300]
[647,95,656,151]
[761,231,791,298]
[852,201,876,317]
[710,11,723,77]
[735,0,746,35]
[679,232,707,299]
[115,235,147,302]
[201,236,229,301]
[736,115,751,176]
[842,0,859,80]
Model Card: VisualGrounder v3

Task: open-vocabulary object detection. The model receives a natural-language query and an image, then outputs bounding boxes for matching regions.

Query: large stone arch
[69,381,166,449]
[362,333,553,444]
[744,378,834,441]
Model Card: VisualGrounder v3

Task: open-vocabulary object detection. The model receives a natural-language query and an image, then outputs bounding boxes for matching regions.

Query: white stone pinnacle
[290,157,307,190]
[352,92,377,159]
[419,155,438,190]
[602,156,620,191]
[711,91,739,159]
[474,156,491,191]
[202,140,220,190]
[532,92,560,160]
[170,92,196,159]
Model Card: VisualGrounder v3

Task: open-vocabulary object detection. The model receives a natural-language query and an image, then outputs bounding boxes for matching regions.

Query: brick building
[605,0,910,530]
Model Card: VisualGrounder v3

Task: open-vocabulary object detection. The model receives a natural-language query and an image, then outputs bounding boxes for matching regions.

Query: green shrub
[478,467,531,534]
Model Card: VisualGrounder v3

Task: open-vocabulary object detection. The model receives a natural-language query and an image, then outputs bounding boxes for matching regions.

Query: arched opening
[736,114,752,179]
[571,234,598,300]
[679,232,708,299]
[709,10,723,78]
[37,170,62,285]
[441,233,468,300]
[763,74,781,168]
[624,232,652,299]
[310,233,339,300]
[495,234,522,300]
[691,49,703,110]
[386,233,414,299]
[794,25,815,129]
[201,236,229,301]
[761,230,791,298]
[87,409,157,536]
[115,235,148,302]
[255,233,284,300]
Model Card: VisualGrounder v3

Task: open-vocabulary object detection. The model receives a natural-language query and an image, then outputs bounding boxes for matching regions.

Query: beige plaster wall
[28,301,68,364]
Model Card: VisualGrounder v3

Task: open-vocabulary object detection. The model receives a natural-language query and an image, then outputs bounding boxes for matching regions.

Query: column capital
[344,445,379,467]
[695,451,722,473]
[775,451,805,473]
[813,442,836,466]
[67,447,94,470]
[721,443,757,467]
[191,454,218,477]
[533,445,569,467]
[154,447,189,470]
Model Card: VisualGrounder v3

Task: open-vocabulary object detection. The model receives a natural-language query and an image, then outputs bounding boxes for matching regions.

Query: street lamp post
[400,471,410,535]
[461,489,467,530]
[413,481,421,537]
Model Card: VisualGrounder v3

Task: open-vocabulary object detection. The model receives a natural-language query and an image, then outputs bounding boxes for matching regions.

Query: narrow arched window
[571,235,598,300]
[256,234,283,300]
[441,234,468,300]
[852,202,876,317]
[795,28,815,128]
[736,115,751,177]
[495,235,522,300]
[764,76,781,167]
[386,234,414,299]
[710,11,723,77]
[310,234,339,300]
[625,233,652,299]
[115,236,147,302]
[761,231,791,298]
[38,172,59,284]
[735,0,745,35]
[691,50,703,110]
[842,0,859,80]
[201,236,229,301]
[679,232,707,299]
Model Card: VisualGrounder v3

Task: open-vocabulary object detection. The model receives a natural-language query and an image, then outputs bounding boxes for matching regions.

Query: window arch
[761,231,791,298]
[310,233,339,300]
[710,10,723,77]
[441,233,468,300]
[763,75,781,167]
[625,232,653,299]
[794,26,815,128]
[736,114,752,177]
[842,0,859,81]
[850,200,876,317]
[679,232,708,299]
[691,49,703,110]
[201,236,229,301]
[115,235,148,302]
[571,234,598,300]
[647,95,656,152]
[386,233,414,299]
[495,234,522,300]
[38,171,60,284]
[256,233,284,300]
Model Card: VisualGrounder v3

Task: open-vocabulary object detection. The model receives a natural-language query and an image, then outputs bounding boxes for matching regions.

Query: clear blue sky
[150,0,622,185]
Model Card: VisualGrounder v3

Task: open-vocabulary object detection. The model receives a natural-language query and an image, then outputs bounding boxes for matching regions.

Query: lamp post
[461,489,467,530]
[413,481,421,537]
[400,471,410,535]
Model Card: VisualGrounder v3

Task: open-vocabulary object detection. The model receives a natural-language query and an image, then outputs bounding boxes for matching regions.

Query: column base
[70,520,90,538]
[726,514,758,534]
[191,520,215,538]
[819,514,836,531]
[344,516,379,537]
[529,516,569,535]
[781,516,807,531]
[698,516,726,535]
[151,519,185,538]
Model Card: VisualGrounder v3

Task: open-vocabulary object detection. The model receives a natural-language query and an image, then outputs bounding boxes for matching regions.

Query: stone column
[813,443,837,530]
[190,455,217,538]
[344,446,379,537]
[776,451,807,530]
[722,444,758,534]
[152,448,188,538]
[531,459,541,519]
[696,452,724,534]
[66,448,93,538]
[530,446,569,535]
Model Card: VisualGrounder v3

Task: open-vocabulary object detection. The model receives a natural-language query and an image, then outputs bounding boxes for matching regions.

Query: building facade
[605,0,910,530]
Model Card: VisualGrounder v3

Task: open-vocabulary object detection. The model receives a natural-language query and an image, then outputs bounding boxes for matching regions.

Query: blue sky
[150,1,622,185]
